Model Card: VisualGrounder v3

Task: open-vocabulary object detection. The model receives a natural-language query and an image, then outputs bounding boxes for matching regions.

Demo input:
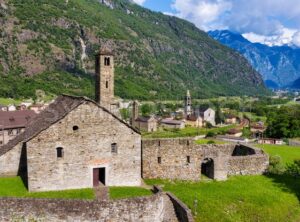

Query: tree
[215,106,224,125]
[141,104,154,116]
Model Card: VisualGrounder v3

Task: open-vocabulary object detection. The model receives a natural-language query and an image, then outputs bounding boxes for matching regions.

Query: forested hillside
[0,0,268,100]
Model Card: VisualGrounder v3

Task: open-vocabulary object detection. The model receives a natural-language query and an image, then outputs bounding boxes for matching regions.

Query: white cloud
[243,28,298,46]
[170,0,300,46]
[132,0,146,5]
[292,32,300,47]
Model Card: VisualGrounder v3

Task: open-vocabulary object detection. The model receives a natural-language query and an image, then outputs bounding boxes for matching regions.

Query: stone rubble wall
[142,138,269,181]
[0,193,179,222]
[227,155,269,176]
[0,143,24,176]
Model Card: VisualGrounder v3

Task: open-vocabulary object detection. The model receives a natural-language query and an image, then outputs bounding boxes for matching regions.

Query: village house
[197,107,216,126]
[227,128,243,137]
[29,104,48,114]
[7,105,16,111]
[131,101,158,132]
[0,48,141,192]
[0,105,8,111]
[0,110,37,146]
[160,118,185,129]
[184,90,216,127]
[185,115,203,128]
[225,114,238,124]
[258,138,284,145]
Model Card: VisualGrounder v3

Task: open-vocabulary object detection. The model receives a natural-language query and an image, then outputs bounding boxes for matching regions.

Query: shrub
[286,159,300,178]
[207,140,215,144]
[206,131,215,138]
[268,155,285,175]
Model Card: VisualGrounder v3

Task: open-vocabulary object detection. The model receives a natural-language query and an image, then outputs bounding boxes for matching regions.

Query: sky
[132,0,300,47]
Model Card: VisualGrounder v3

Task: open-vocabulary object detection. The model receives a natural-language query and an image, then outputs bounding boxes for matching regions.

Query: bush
[286,159,300,178]
[207,140,215,144]
[268,155,285,175]
[206,131,216,138]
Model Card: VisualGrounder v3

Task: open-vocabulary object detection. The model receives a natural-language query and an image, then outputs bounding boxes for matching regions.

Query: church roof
[0,95,140,156]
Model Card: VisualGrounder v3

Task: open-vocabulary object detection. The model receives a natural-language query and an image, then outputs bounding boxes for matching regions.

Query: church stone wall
[0,143,25,176]
[0,193,179,222]
[142,138,268,181]
[27,102,141,192]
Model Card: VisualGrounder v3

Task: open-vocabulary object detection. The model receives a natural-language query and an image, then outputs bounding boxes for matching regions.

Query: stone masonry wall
[0,193,179,222]
[27,102,141,191]
[142,138,269,181]
[227,155,269,176]
[0,143,25,176]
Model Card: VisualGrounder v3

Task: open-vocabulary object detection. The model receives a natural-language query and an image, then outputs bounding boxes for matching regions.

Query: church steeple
[184,90,192,116]
[95,47,114,110]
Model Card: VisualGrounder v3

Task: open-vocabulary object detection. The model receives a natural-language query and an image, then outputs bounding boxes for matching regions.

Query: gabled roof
[0,95,140,156]
[0,110,37,130]
[135,116,156,123]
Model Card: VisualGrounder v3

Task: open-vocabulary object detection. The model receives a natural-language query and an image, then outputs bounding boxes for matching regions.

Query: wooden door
[93,168,99,187]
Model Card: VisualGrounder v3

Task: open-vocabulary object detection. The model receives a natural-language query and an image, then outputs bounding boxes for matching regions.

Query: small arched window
[104,57,110,66]
[56,147,64,158]
[106,81,109,89]
[73,125,79,131]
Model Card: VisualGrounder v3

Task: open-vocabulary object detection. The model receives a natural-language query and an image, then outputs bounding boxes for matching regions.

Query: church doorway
[93,168,106,187]
[201,158,214,179]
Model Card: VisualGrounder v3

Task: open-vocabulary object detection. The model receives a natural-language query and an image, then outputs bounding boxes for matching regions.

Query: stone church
[0,49,141,192]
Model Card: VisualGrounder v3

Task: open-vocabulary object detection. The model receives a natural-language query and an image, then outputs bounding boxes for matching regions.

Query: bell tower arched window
[104,57,110,66]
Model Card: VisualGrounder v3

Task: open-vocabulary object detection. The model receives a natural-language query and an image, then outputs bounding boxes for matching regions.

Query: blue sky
[133,0,300,47]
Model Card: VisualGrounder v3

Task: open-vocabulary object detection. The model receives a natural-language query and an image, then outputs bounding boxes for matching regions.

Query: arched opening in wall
[201,158,214,179]
[73,125,79,131]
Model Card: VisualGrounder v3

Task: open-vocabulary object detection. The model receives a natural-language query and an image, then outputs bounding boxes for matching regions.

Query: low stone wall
[142,138,269,181]
[0,194,178,222]
[289,140,300,147]
[153,185,194,222]
[228,155,269,176]
[166,192,194,222]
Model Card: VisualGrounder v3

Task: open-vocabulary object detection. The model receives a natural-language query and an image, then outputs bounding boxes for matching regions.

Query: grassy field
[0,177,94,199]
[145,144,300,222]
[195,139,228,145]
[0,98,22,106]
[142,125,235,138]
[146,175,300,222]
[109,187,152,200]
[256,144,300,165]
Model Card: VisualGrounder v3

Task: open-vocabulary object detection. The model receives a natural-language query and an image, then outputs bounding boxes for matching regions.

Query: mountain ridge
[208,30,300,89]
[0,0,268,100]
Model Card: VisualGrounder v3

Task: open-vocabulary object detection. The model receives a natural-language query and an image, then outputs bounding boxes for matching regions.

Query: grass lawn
[256,144,300,165]
[142,125,235,139]
[109,187,152,200]
[146,175,300,222]
[0,177,94,199]
[195,139,228,145]
[0,98,22,106]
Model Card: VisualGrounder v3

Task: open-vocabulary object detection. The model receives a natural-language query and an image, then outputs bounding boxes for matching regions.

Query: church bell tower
[184,90,192,116]
[95,48,115,110]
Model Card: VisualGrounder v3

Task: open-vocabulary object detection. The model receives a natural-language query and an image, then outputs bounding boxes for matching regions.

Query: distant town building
[160,118,185,129]
[225,114,238,125]
[227,128,243,137]
[196,107,216,126]
[0,110,37,146]
[184,90,192,116]
[7,105,16,111]
[258,138,284,145]
[0,105,8,112]
[131,101,158,132]
[29,104,47,114]
[185,115,203,128]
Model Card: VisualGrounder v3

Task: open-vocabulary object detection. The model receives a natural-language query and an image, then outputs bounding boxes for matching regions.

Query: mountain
[0,0,268,100]
[208,30,300,89]
[291,77,300,89]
